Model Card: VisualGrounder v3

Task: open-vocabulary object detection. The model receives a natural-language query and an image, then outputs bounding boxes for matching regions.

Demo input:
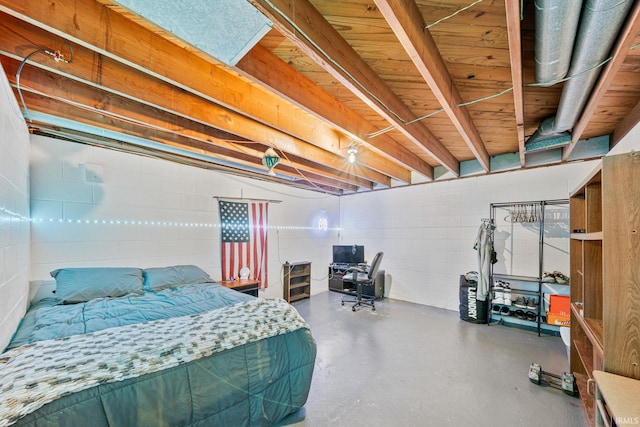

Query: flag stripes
[219,200,268,288]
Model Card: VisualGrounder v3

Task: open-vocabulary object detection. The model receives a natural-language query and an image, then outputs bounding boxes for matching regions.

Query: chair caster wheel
[341,301,344,306]
[372,307,376,311]
[352,306,356,312]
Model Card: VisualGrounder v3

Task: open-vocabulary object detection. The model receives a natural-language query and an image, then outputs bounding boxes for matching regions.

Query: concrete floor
[289,291,584,427]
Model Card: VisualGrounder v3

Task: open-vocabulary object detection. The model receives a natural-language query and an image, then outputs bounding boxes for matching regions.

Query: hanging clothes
[473,221,495,301]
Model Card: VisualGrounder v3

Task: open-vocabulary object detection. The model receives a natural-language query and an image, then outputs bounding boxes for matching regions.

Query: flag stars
[219,201,250,242]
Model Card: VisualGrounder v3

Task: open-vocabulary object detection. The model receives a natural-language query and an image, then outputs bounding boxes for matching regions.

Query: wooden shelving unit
[574,372,595,426]
[283,262,311,303]
[569,153,640,425]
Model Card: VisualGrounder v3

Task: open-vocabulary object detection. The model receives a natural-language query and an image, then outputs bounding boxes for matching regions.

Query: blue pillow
[142,265,212,292]
[50,267,144,304]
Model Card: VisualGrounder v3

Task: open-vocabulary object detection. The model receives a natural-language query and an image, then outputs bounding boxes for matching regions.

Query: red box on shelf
[549,295,570,316]
[547,294,570,326]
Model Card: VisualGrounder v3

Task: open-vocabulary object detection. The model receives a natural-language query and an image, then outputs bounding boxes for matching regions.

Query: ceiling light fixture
[262,147,280,176]
[347,148,357,164]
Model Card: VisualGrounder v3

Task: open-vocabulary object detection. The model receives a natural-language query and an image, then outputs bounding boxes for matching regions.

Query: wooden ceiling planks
[0,0,638,193]
[0,0,398,192]
[236,43,433,179]
[249,0,461,175]
[374,0,491,172]
[4,57,373,191]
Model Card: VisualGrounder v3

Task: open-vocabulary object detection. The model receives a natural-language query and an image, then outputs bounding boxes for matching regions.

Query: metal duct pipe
[525,117,571,152]
[553,0,634,132]
[535,0,583,86]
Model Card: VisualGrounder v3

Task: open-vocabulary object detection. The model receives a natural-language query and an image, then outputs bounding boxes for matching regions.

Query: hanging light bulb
[262,147,280,176]
[347,148,357,164]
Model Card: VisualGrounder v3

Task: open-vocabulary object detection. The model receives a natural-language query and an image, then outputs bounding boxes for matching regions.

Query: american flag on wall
[218,200,268,288]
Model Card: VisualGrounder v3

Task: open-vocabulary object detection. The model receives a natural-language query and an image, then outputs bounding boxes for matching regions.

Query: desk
[328,265,384,299]
[219,280,260,297]
[328,264,357,293]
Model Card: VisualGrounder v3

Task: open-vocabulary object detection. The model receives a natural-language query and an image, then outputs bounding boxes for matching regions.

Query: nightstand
[219,280,260,297]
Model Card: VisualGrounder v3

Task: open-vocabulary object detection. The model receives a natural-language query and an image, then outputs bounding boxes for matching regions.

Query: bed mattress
[2,282,316,426]
[7,282,253,350]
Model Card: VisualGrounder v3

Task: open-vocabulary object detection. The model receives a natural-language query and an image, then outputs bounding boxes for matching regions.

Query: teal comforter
[7,282,254,350]
[3,283,316,427]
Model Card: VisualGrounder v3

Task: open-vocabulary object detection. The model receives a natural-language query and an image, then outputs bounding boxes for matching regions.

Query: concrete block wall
[30,135,340,300]
[609,121,640,156]
[0,64,31,351]
[339,161,599,311]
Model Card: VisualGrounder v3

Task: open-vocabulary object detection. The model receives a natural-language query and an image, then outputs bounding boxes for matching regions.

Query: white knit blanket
[0,298,309,427]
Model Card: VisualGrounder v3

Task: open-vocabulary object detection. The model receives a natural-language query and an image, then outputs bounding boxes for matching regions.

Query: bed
[0,265,316,427]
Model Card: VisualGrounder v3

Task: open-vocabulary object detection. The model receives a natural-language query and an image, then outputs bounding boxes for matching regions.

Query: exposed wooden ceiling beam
[237,43,435,180]
[1,0,634,194]
[504,0,525,166]
[4,55,376,190]
[0,14,388,187]
[612,98,640,147]
[373,0,490,172]
[248,0,460,176]
[99,2,408,180]
[563,0,640,161]
[0,0,399,184]
[31,123,353,194]
[17,88,362,193]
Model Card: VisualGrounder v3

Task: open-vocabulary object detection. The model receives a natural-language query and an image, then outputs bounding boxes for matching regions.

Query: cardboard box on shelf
[546,294,570,326]
[547,312,570,326]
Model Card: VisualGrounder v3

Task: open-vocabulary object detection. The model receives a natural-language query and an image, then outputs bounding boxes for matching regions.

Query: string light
[30,217,217,227]
[28,217,340,231]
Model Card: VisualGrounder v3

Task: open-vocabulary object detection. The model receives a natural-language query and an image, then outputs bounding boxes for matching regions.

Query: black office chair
[341,251,384,311]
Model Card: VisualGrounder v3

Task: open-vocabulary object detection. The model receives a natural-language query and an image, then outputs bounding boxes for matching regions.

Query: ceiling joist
[0,4,394,191]
[237,43,435,180]
[0,0,638,194]
[17,86,364,193]
[374,0,490,172]
[0,0,397,190]
[248,0,461,176]
[3,54,377,190]
[504,0,525,166]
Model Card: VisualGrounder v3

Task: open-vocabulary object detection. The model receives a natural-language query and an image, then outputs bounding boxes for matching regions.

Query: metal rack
[489,199,570,336]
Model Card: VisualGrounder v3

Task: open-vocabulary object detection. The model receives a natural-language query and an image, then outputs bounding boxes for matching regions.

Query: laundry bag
[459,274,488,324]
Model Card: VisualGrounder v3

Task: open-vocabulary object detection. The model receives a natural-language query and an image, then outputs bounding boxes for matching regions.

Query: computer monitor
[332,245,365,265]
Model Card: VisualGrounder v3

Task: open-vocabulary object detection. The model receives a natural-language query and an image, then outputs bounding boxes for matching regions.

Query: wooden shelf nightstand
[283,262,311,303]
[219,280,260,297]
